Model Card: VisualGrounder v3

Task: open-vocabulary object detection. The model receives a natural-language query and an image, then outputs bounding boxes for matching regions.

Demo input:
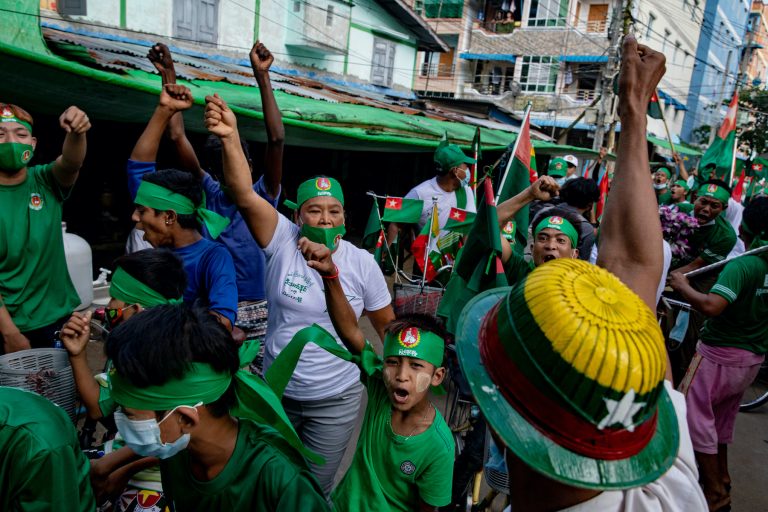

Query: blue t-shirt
[126,160,238,323]
[173,238,237,325]
[127,160,279,302]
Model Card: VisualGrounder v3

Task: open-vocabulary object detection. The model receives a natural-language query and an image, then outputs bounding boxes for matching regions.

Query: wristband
[321,265,339,280]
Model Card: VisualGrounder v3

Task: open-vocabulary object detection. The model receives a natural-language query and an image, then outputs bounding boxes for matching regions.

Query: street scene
[1,0,768,510]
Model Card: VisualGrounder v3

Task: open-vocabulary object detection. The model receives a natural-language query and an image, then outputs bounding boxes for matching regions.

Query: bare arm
[59,312,103,419]
[668,273,729,317]
[51,106,91,188]
[672,256,707,276]
[298,238,367,354]
[130,84,193,162]
[205,94,278,248]
[365,306,396,342]
[673,153,689,181]
[250,42,284,199]
[597,36,666,311]
[496,176,558,227]
[147,43,205,179]
[0,294,30,353]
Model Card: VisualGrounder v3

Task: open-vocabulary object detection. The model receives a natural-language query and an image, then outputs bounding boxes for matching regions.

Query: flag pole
[366,191,401,284]
[421,197,438,289]
[656,89,682,176]
[497,102,532,199]
[730,134,738,186]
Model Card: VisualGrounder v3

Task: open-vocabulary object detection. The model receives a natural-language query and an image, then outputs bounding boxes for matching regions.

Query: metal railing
[419,62,456,78]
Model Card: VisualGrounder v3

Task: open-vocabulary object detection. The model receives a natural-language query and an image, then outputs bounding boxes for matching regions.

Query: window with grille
[520,56,558,93]
[424,0,463,18]
[527,0,567,27]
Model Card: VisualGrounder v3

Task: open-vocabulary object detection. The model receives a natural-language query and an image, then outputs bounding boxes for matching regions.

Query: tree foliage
[738,87,768,155]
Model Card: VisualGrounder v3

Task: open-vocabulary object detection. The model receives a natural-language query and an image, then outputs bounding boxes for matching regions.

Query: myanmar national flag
[437,177,508,334]
[411,202,442,282]
[381,197,423,223]
[700,91,738,181]
[443,207,477,234]
[497,108,536,254]
[647,91,663,119]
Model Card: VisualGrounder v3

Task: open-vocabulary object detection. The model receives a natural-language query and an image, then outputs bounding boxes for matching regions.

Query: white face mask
[653,183,667,190]
[555,177,567,187]
[114,403,200,459]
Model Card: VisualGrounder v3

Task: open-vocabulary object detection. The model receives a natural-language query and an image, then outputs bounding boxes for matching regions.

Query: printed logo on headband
[1,106,13,118]
[549,216,564,225]
[315,178,332,191]
[502,221,514,234]
[29,193,43,211]
[707,184,718,193]
[399,327,421,349]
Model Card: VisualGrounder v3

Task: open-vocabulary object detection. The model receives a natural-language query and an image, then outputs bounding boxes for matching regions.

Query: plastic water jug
[62,222,93,310]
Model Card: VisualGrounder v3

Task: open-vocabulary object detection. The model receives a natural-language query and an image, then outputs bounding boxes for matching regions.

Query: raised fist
[59,106,91,134]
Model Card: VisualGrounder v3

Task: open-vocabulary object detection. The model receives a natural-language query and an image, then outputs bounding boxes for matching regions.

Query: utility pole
[593,0,624,152]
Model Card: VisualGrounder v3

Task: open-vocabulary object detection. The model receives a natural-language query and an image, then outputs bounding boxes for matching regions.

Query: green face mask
[300,223,346,251]
[0,142,33,172]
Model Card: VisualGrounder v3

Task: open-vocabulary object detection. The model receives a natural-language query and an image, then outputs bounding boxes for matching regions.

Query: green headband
[284,177,344,210]
[0,105,32,133]
[673,179,689,192]
[109,267,182,308]
[657,167,672,179]
[383,327,445,368]
[135,181,230,239]
[697,184,730,205]
[534,216,579,248]
[110,355,324,464]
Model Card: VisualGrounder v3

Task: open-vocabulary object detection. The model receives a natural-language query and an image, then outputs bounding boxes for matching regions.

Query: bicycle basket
[393,283,444,318]
[0,349,77,421]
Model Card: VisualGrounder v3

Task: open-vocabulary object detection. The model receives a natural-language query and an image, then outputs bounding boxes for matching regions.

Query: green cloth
[0,106,33,133]
[0,387,95,511]
[363,200,383,249]
[383,328,445,368]
[332,345,454,511]
[533,215,578,248]
[702,255,768,354]
[547,157,567,177]
[434,141,475,173]
[110,359,322,464]
[285,177,344,210]
[658,167,672,179]
[134,180,230,239]
[160,419,328,511]
[683,214,737,266]
[503,250,534,285]
[657,190,673,205]
[0,162,79,331]
[109,267,182,308]
[674,179,690,192]
[700,129,736,181]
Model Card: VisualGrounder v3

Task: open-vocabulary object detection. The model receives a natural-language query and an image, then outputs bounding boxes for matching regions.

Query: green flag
[437,177,508,334]
[700,91,738,181]
[363,200,382,249]
[443,207,477,235]
[381,197,423,223]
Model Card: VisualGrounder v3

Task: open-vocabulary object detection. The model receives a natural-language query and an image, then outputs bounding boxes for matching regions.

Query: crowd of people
[1,35,766,512]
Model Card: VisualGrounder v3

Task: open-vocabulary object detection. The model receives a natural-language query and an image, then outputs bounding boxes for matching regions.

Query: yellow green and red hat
[455,259,678,489]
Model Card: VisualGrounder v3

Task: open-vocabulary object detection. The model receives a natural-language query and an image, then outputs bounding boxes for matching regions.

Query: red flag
[596,171,609,219]
[718,91,739,139]
[732,169,747,203]
[513,112,538,183]
[448,207,467,222]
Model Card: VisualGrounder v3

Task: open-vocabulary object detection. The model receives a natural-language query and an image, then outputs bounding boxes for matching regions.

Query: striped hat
[456,259,678,489]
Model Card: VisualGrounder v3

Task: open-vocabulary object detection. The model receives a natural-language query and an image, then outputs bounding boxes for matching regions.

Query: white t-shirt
[404,177,477,231]
[560,381,707,511]
[262,215,392,401]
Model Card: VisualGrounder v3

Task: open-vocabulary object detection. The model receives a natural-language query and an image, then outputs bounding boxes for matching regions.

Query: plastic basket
[0,348,77,421]
[393,283,444,318]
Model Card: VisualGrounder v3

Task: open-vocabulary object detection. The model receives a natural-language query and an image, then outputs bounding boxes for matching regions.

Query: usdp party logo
[502,221,514,234]
[707,184,718,193]
[399,327,421,349]
[316,177,331,191]
[1,106,13,118]
[29,193,43,210]
[549,216,564,225]
[21,149,31,163]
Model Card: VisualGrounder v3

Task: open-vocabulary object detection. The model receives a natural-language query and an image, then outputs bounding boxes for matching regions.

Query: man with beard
[0,103,90,353]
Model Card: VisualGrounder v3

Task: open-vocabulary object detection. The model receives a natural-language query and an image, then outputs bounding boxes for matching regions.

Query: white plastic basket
[0,348,77,421]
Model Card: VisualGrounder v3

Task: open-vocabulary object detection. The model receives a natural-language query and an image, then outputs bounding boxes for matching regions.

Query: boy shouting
[296,237,454,511]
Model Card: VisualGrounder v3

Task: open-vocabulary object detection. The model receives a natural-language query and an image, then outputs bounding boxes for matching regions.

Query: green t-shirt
[504,250,534,285]
[0,163,79,331]
[679,211,736,266]
[160,419,328,511]
[657,190,672,205]
[701,255,768,353]
[332,345,454,511]
[0,387,95,511]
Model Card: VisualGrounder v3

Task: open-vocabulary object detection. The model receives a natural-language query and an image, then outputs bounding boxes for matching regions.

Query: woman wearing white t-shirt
[204,94,395,495]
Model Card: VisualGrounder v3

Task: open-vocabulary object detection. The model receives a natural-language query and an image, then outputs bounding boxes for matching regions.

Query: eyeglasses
[105,304,139,328]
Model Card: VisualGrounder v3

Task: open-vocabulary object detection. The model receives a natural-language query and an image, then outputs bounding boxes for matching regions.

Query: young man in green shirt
[669,179,691,206]
[104,305,329,511]
[295,238,454,511]
[669,196,768,510]
[672,179,737,274]
[0,387,95,511]
[653,166,673,205]
[0,102,90,353]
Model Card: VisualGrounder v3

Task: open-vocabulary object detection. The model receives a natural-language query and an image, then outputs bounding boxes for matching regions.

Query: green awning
[647,135,703,157]
[0,1,517,152]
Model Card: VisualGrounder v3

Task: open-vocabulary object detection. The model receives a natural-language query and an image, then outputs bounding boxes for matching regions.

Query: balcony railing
[584,19,608,33]
[566,89,598,102]
[419,62,456,78]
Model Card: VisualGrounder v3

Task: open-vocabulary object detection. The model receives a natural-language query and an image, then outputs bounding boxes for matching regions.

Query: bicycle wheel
[740,361,768,412]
